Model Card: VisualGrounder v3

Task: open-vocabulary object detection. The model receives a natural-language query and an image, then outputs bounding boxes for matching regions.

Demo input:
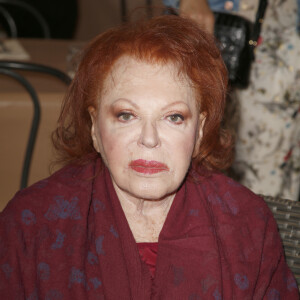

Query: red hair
[53,15,233,171]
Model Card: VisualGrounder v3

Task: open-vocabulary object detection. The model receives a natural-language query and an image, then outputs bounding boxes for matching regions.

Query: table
[0,39,85,211]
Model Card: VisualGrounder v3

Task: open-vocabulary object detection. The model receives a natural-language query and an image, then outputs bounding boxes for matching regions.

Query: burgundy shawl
[0,158,299,299]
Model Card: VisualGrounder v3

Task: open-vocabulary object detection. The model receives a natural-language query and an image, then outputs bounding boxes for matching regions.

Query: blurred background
[75,0,161,40]
[0,0,164,209]
[0,0,163,40]
[0,0,299,209]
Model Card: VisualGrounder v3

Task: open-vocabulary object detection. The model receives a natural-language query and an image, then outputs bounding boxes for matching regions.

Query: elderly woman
[0,16,298,299]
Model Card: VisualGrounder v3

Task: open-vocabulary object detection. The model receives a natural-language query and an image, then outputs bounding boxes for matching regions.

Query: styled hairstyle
[53,15,233,171]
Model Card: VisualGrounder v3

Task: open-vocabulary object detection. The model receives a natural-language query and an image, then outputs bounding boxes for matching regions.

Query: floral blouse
[163,0,300,201]
[233,0,300,201]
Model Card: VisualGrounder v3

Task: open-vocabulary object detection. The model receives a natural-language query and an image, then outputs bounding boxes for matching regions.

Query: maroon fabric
[137,243,158,278]
[0,157,299,299]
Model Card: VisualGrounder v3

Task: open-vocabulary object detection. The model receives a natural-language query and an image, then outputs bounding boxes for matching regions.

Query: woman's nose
[138,121,161,148]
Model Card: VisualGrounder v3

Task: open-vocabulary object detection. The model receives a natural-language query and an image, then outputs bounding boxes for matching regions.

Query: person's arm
[255,213,299,298]
[263,254,299,299]
[180,0,215,34]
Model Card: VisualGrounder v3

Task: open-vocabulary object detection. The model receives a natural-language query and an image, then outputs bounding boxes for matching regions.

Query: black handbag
[164,0,268,88]
[213,0,268,88]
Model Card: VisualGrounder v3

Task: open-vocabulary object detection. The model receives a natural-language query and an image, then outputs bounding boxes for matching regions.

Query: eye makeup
[109,98,193,126]
[167,113,185,124]
[109,99,137,123]
[117,111,136,122]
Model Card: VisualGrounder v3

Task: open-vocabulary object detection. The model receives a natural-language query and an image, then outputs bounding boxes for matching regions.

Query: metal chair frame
[0,61,71,189]
[0,68,40,189]
[0,5,17,38]
[0,0,50,38]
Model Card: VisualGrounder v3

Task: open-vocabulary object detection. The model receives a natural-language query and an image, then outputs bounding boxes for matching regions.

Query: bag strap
[250,0,268,47]
[163,0,268,48]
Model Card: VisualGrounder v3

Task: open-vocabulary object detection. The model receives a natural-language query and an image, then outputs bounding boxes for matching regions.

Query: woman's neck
[113,183,175,243]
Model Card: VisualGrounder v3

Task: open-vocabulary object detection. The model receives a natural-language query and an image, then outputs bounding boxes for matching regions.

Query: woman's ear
[88,106,100,153]
[192,112,206,158]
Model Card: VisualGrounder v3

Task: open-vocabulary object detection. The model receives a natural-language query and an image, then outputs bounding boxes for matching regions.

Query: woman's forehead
[101,55,193,95]
[111,56,186,80]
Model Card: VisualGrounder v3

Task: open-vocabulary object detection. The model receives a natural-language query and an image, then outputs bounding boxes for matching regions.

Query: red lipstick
[129,159,169,174]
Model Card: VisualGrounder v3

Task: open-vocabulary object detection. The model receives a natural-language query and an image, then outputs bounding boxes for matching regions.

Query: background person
[164,0,300,201]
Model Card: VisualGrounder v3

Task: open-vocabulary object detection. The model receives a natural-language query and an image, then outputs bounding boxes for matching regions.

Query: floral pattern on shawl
[0,159,298,299]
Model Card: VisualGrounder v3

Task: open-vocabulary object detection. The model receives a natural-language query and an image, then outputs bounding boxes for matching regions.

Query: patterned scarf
[0,158,298,299]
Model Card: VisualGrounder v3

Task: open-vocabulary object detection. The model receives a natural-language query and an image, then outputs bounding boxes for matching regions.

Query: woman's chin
[123,184,176,201]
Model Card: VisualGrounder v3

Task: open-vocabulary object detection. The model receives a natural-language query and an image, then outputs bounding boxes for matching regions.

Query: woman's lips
[129,159,169,174]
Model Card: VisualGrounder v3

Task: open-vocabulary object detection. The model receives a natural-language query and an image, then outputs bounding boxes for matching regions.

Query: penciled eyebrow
[162,101,191,112]
[111,98,191,112]
[111,98,139,109]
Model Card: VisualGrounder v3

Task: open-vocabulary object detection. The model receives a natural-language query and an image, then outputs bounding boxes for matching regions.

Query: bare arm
[179,0,215,34]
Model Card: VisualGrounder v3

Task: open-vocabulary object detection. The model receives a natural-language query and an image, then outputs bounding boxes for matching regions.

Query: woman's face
[90,56,203,202]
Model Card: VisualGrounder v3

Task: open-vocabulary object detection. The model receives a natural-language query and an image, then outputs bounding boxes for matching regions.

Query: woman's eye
[117,112,134,122]
[167,114,184,124]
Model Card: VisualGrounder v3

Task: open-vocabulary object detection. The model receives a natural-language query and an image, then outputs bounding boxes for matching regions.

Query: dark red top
[137,243,158,278]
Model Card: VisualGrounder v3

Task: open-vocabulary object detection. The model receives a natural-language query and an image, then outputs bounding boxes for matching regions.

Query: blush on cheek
[99,130,117,155]
[181,136,196,157]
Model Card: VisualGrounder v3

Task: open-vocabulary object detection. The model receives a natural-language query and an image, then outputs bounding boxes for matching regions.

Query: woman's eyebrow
[111,99,192,114]
[162,101,191,111]
[111,98,139,109]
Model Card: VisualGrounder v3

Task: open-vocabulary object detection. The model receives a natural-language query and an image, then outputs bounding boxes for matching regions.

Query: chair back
[0,61,71,189]
[262,194,300,290]
[0,0,50,38]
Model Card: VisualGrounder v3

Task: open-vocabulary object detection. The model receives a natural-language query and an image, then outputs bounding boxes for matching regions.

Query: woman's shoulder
[193,170,272,220]
[0,160,97,228]
[192,170,285,252]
